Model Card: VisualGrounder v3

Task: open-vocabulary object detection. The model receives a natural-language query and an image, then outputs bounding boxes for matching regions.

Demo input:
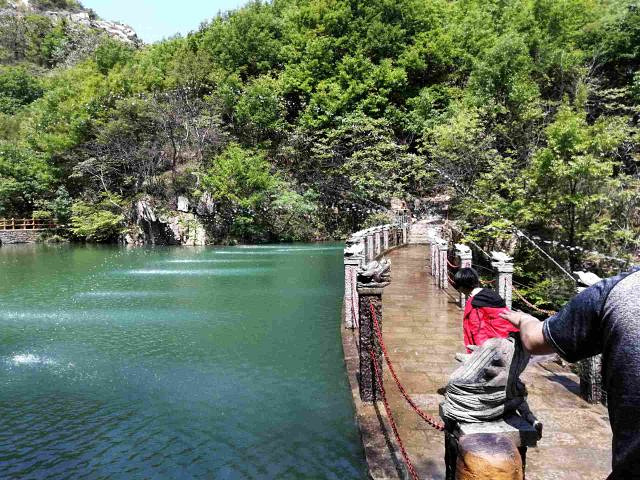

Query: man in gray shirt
[500,267,640,479]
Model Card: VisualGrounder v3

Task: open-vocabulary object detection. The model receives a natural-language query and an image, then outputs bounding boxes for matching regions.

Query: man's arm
[499,311,555,355]
[500,268,636,361]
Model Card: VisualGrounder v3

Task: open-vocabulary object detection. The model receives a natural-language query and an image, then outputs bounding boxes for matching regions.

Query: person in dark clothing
[454,267,519,353]
[500,267,640,479]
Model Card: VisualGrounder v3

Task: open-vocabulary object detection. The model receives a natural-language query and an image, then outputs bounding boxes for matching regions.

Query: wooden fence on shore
[0,218,57,230]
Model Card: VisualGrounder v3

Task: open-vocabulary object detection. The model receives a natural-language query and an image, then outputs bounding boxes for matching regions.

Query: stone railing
[430,235,606,405]
[430,236,514,309]
[343,223,407,329]
[343,223,409,402]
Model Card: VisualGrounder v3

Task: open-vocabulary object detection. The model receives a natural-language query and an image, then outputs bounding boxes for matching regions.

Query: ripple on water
[158,259,259,264]
[233,244,342,250]
[213,249,341,256]
[274,247,344,252]
[115,268,271,276]
[74,291,169,299]
[0,307,206,327]
[8,354,57,367]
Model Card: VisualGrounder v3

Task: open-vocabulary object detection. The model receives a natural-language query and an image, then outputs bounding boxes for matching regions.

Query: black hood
[471,288,507,308]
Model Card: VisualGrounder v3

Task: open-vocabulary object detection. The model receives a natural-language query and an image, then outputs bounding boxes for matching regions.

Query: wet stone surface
[344,245,612,480]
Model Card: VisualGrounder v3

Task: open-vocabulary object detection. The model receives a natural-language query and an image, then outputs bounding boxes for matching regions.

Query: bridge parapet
[430,234,608,406]
[343,222,408,406]
[344,223,406,331]
[341,234,612,479]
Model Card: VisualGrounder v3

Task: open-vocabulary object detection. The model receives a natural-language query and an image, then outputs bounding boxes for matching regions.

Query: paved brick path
[372,245,612,480]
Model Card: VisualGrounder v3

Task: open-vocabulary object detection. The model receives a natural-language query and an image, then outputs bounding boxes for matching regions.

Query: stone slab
[456,415,539,448]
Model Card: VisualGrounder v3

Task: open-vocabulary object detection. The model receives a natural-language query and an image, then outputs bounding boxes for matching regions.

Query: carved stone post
[375,227,382,257]
[455,244,473,307]
[431,240,438,278]
[344,254,363,329]
[357,262,391,403]
[492,252,514,309]
[382,225,389,252]
[366,230,374,262]
[361,233,367,261]
[401,225,408,245]
[438,241,449,289]
[371,229,378,258]
[456,245,473,269]
[575,271,605,404]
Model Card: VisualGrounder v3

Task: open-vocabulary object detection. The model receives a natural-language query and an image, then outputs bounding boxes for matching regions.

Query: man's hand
[499,310,555,355]
[499,310,538,329]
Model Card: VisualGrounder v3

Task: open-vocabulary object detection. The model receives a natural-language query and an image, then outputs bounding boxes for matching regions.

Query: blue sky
[82,0,249,43]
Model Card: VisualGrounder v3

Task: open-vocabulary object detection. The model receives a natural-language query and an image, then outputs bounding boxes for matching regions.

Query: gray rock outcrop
[196,192,215,216]
[3,1,142,46]
[125,198,208,246]
[177,196,190,213]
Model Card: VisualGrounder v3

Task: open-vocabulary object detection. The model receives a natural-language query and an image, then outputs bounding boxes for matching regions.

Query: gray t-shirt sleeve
[542,281,609,362]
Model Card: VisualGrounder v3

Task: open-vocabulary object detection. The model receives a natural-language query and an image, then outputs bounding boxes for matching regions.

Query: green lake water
[0,244,366,479]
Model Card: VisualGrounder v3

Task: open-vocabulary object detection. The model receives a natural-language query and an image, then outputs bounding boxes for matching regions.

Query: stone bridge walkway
[359,244,612,480]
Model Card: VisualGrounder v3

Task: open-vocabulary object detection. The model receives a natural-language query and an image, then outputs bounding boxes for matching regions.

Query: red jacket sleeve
[463,301,482,353]
[464,305,519,352]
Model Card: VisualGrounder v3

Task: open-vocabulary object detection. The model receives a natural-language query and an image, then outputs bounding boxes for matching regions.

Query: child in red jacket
[453,267,519,353]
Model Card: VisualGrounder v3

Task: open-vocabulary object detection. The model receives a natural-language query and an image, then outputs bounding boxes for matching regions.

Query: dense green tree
[234,75,285,143]
[94,38,133,75]
[70,196,125,242]
[197,1,284,79]
[0,144,54,216]
[0,66,43,114]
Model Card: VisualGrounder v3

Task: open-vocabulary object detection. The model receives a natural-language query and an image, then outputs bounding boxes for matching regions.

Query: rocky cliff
[42,10,140,46]
[125,197,209,246]
[6,0,141,45]
[0,0,142,65]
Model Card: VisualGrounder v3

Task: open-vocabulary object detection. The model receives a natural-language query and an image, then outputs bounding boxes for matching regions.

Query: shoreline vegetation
[0,0,638,305]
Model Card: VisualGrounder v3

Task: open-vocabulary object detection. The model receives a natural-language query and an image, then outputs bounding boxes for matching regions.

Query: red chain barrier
[369,303,446,432]
[480,279,495,286]
[369,344,420,480]
[513,287,557,316]
[447,259,459,269]
[447,273,457,288]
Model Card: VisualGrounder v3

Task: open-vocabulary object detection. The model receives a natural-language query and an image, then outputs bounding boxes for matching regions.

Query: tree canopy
[0,0,638,294]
